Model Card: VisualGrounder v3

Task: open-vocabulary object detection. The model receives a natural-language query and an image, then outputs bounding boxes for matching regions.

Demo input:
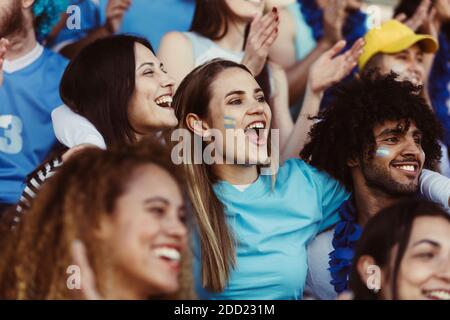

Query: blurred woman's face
[224,0,265,21]
[128,43,178,134]
[206,67,271,166]
[378,45,426,86]
[383,216,450,300]
[99,164,188,298]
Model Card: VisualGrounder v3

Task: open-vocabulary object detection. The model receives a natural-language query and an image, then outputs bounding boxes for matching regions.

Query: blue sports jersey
[99,0,195,51]
[193,159,350,299]
[0,44,68,204]
[47,0,195,53]
[47,0,101,51]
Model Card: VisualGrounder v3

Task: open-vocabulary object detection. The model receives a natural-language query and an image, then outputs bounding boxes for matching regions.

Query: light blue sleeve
[312,167,350,232]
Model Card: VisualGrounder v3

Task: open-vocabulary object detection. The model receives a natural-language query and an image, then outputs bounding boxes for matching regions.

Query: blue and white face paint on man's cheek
[375,146,391,158]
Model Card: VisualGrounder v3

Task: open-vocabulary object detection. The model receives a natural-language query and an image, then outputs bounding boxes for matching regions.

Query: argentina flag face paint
[224,115,236,129]
[375,146,391,158]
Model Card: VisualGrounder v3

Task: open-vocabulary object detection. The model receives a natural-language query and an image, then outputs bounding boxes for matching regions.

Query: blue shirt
[194,159,350,300]
[48,0,101,52]
[0,45,68,204]
[48,1,195,53]
[99,0,195,51]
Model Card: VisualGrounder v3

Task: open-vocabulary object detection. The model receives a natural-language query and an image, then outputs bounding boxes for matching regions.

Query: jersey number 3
[0,115,23,154]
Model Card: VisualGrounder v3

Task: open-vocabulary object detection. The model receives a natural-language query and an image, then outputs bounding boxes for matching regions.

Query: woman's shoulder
[281,158,324,176]
[159,31,193,49]
[279,158,342,194]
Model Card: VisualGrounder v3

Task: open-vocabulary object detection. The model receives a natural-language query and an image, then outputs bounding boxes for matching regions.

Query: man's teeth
[424,290,450,300]
[245,122,265,131]
[154,247,181,261]
[395,165,415,172]
[155,96,172,107]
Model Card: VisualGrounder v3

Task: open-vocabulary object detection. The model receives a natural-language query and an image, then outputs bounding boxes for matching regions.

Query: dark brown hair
[59,35,155,148]
[350,198,450,300]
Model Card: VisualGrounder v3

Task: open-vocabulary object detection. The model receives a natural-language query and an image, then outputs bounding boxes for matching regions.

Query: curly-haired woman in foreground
[0,139,194,299]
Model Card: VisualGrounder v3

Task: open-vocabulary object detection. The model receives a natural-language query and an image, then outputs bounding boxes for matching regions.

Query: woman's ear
[356,255,382,293]
[186,113,211,138]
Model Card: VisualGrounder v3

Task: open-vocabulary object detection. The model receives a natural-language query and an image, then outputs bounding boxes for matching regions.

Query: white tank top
[183,32,245,67]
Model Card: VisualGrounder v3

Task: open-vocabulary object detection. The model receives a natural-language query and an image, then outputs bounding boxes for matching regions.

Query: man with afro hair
[302,71,450,300]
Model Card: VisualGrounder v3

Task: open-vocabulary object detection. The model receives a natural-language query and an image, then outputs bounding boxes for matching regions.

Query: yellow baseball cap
[358,20,438,71]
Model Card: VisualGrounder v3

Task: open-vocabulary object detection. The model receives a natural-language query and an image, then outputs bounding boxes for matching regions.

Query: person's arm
[281,39,365,162]
[0,38,9,86]
[268,62,292,153]
[394,0,438,91]
[158,9,278,87]
[51,105,106,149]
[282,41,334,104]
[270,0,347,104]
[242,8,279,77]
[157,31,195,90]
[16,156,64,215]
[57,0,132,59]
[420,169,450,210]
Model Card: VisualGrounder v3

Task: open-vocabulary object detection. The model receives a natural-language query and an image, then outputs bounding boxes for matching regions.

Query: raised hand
[435,0,450,22]
[104,0,132,34]
[0,38,10,86]
[242,7,279,76]
[308,38,365,94]
[422,7,439,39]
[395,0,432,31]
[71,239,103,300]
[321,0,347,47]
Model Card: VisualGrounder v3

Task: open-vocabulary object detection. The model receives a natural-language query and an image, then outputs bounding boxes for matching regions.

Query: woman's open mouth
[155,95,173,109]
[244,120,268,145]
[422,289,450,300]
[153,246,181,272]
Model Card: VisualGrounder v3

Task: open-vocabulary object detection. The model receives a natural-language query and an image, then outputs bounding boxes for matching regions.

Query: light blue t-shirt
[193,158,350,300]
[0,44,68,204]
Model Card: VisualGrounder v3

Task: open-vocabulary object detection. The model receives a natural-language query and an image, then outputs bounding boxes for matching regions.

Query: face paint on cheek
[390,63,421,85]
[224,115,237,129]
[376,146,391,158]
[390,64,408,79]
